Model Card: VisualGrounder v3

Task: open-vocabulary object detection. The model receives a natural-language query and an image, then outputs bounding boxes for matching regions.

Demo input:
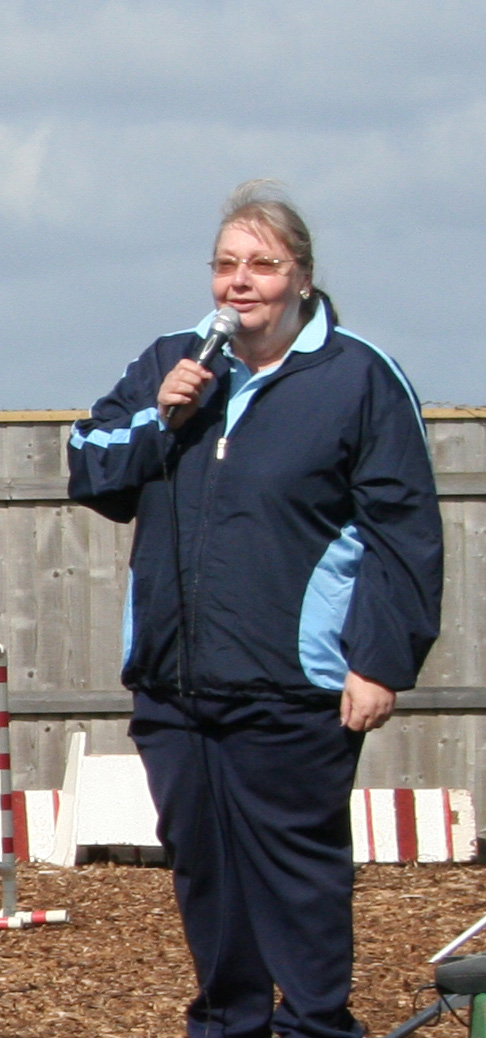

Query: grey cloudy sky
[1,0,485,408]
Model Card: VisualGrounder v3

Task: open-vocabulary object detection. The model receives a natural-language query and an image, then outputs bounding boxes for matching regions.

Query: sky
[1,0,485,409]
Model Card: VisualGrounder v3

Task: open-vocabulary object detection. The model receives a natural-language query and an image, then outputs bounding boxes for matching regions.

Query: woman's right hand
[157,359,214,429]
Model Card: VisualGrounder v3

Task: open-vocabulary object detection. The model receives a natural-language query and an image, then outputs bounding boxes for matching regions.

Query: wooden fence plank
[0,478,70,500]
[61,504,92,693]
[6,505,38,691]
[0,507,8,637]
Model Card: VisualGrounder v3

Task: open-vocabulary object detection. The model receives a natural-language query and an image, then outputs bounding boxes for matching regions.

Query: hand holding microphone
[159,307,241,429]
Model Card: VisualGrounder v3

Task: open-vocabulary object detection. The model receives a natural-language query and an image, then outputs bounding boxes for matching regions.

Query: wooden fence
[1,409,486,837]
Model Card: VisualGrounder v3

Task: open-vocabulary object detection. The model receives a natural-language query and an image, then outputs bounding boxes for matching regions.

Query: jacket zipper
[215,436,228,460]
[189,430,228,664]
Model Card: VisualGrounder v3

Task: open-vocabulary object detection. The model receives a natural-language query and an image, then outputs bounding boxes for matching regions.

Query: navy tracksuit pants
[131,694,364,1038]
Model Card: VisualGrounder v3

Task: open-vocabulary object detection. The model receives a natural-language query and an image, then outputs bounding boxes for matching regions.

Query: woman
[68,181,443,1038]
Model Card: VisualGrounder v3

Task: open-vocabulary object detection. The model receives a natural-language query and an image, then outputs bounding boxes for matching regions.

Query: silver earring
[300,288,311,300]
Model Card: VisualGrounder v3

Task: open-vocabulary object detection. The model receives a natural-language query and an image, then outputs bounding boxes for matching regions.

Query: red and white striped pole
[0,646,69,928]
[0,645,18,922]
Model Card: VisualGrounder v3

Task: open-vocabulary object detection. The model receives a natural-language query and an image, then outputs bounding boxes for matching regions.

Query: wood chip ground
[0,862,484,1037]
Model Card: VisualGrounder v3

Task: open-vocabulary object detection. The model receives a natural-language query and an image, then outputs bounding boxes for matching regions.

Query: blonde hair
[213,180,339,322]
[214,179,314,276]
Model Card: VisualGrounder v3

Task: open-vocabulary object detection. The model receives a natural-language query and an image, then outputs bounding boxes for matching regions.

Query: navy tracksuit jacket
[67,300,443,1038]
[68,299,442,709]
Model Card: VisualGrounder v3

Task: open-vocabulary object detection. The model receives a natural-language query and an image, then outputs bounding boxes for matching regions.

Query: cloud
[0,124,52,217]
[2,1,484,129]
[0,0,485,406]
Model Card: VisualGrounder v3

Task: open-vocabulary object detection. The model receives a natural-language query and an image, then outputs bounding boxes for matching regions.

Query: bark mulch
[0,861,484,1037]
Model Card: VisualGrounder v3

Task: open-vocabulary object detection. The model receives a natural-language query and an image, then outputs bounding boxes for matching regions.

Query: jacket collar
[195,298,330,358]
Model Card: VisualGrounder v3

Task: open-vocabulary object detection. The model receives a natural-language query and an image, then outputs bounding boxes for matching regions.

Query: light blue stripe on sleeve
[299,522,364,691]
[70,407,159,450]
[122,567,134,667]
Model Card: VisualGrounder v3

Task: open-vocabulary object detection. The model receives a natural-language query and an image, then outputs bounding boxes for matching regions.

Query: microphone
[166,307,241,420]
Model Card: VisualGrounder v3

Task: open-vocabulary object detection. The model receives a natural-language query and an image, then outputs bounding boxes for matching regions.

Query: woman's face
[211,221,311,351]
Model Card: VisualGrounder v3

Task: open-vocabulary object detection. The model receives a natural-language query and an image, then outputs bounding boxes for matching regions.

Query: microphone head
[211,306,241,338]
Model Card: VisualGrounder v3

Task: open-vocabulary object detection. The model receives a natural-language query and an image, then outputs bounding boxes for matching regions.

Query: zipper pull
[215,437,228,460]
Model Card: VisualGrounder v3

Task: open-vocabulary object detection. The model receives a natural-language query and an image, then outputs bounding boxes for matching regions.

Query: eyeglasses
[208,255,295,277]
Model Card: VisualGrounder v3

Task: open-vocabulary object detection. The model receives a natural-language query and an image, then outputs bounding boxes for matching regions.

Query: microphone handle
[165,332,224,422]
